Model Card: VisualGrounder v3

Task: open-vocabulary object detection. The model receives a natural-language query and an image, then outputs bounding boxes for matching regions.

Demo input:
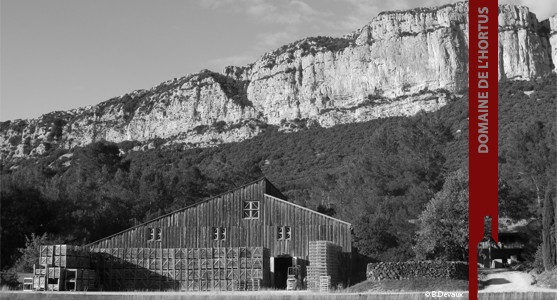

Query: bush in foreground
[534,268,557,289]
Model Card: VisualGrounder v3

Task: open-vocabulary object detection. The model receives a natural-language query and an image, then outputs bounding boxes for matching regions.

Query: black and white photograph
[0,0,556,299]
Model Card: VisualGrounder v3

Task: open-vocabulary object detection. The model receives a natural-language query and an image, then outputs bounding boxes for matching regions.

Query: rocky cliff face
[498,5,554,79]
[1,2,555,160]
[547,14,557,72]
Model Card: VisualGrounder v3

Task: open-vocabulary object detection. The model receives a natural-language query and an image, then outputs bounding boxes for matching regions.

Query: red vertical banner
[468,0,499,299]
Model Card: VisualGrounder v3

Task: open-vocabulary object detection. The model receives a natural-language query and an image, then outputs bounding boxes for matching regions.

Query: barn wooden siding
[262,194,351,257]
[88,178,351,259]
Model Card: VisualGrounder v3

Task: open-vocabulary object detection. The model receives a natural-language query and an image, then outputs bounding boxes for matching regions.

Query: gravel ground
[482,270,557,292]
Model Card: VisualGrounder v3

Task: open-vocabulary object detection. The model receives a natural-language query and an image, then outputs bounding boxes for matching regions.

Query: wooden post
[160,242,163,291]
[133,248,137,291]
[488,245,491,268]
[270,257,275,288]
[45,265,49,291]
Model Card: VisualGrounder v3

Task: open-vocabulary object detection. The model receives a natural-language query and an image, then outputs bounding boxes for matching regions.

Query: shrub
[8,136,21,146]
[121,94,138,121]
[12,233,49,273]
[0,271,19,289]
[0,120,11,132]
[533,244,545,273]
[193,125,209,135]
[46,118,66,141]
[213,121,227,133]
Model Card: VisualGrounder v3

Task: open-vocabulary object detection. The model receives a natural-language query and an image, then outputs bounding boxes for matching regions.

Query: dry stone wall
[366,261,468,281]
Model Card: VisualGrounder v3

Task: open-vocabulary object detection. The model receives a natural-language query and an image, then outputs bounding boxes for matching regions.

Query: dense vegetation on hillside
[1,75,555,275]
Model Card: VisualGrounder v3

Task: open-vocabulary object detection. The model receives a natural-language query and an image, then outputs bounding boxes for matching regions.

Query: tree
[353,214,399,261]
[350,116,450,261]
[414,168,469,261]
[12,233,49,273]
[504,121,556,270]
[0,184,60,270]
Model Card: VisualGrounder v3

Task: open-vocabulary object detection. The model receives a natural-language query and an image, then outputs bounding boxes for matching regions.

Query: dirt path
[482,270,555,292]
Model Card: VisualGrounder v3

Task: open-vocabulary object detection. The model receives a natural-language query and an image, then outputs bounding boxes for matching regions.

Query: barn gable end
[87,177,352,259]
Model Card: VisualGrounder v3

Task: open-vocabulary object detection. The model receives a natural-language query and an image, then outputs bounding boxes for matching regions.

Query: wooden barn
[478,231,525,268]
[83,177,352,291]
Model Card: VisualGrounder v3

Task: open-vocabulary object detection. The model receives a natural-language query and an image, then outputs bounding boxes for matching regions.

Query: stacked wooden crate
[46,267,66,291]
[65,268,96,291]
[90,247,270,291]
[318,275,331,292]
[246,278,262,291]
[34,244,96,291]
[38,246,55,265]
[32,264,47,291]
[53,245,91,268]
[39,244,91,268]
[307,241,340,292]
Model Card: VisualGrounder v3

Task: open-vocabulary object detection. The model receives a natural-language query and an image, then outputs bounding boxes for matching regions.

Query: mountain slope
[1,2,555,160]
[1,74,555,270]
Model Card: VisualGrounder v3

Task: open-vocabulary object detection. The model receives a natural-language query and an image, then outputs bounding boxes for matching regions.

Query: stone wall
[366,261,468,281]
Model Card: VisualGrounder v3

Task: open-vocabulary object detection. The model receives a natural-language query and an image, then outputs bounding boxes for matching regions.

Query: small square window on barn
[277,226,284,240]
[148,228,162,241]
[213,227,219,240]
[285,226,291,240]
[212,227,227,241]
[243,201,260,219]
[277,226,291,240]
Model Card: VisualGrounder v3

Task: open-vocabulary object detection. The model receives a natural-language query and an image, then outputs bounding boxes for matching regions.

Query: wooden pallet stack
[55,245,91,268]
[38,246,54,265]
[318,275,331,292]
[246,278,261,291]
[89,246,270,291]
[307,241,340,292]
[34,244,96,291]
[47,267,66,291]
[65,268,96,291]
[32,264,47,291]
[33,264,66,291]
[39,244,92,268]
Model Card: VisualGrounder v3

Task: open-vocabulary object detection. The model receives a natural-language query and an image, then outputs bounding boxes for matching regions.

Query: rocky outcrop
[1,2,555,160]
[0,72,267,158]
[546,14,557,72]
[498,5,554,79]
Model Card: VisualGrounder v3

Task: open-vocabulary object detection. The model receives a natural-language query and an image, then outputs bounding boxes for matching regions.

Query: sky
[1,0,556,121]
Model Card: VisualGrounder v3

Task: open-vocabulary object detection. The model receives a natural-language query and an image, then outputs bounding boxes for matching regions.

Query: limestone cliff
[1,2,555,160]
[546,14,557,72]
